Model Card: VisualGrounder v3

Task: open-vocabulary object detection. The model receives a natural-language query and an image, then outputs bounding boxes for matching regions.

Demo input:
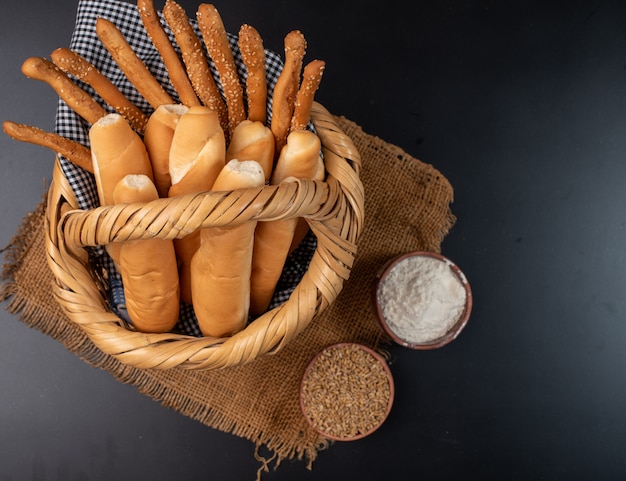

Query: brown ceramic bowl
[299,343,395,441]
[372,251,472,350]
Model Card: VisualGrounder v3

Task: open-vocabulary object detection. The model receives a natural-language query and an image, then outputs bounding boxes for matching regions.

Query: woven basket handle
[56,103,362,250]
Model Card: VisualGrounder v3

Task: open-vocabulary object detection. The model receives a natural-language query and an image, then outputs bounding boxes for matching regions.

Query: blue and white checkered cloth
[55,0,316,337]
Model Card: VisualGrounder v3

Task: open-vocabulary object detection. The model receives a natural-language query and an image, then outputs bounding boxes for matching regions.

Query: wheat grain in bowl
[300,343,394,441]
[373,251,472,349]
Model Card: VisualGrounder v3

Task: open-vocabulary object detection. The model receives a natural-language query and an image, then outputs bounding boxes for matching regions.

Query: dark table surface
[2,0,626,480]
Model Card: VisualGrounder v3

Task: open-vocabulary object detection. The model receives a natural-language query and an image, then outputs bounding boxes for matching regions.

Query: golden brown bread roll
[249,130,323,316]
[225,119,274,182]
[89,113,154,265]
[167,105,226,304]
[89,113,154,207]
[191,159,265,337]
[112,174,180,333]
[143,104,189,197]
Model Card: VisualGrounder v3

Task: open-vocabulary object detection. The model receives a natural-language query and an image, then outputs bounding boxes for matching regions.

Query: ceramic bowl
[372,251,472,349]
[299,342,394,441]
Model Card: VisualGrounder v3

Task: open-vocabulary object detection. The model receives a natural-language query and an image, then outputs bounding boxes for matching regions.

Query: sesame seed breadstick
[270,30,306,154]
[50,48,149,133]
[196,3,246,137]
[21,56,107,125]
[238,23,267,124]
[291,59,325,132]
[162,0,228,132]
[95,17,174,109]
[137,0,200,107]
[3,121,93,173]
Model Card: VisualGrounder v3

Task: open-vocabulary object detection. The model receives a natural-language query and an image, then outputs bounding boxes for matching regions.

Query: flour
[378,255,467,344]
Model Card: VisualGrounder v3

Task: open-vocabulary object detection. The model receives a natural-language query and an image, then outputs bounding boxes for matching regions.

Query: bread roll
[112,174,180,333]
[167,105,226,304]
[191,159,265,337]
[225,120,274,182]
[89,113,154,206]
[143,104,189,197]
[89,113,154,265]
[249,130,322,316]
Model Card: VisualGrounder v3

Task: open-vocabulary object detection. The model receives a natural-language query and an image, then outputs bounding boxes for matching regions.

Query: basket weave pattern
[45,102,363,370]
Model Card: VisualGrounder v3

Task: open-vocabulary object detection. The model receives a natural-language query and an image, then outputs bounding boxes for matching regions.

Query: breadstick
[162,0,228,131]
[291,59,325,132]
[238,24,267,124]
[3,121,93,173]
[50,48,149,133]
[270,30,306,154]
[21,57,106,125]
[137,0,200,107]
[197,3,246,136]
[95,17,174,109]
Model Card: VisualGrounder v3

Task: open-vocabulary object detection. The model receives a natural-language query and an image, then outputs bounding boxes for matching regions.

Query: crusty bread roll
[191,159,265,337]
[143,104,189,197]
[89,113,154,206]
[249,130,323,316]
[112,174,180,333]
[89,113,155,265]
[225,119,274,182]
[167,105,226,304]
[288,154,325,255]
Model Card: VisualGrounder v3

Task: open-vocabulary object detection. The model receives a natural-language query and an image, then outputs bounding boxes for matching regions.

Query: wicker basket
[45,101,364,370]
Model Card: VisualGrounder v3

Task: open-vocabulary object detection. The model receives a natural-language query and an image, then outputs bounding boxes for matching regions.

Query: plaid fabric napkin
[54,0,316,336]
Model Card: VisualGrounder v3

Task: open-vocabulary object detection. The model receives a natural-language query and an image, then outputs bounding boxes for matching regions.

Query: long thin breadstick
[137,0,200,107]
[95,17,174,109]
[3,121,93,173]
[50,48,149,133]
[291,59,325,132]
[270,30,306,154]
[21,57,107,125]
[197,3,246,136]
[162,0,228,131]
[238,23,267,124]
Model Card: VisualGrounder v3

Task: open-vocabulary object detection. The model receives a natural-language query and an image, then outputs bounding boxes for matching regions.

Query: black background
[2,0,626,479]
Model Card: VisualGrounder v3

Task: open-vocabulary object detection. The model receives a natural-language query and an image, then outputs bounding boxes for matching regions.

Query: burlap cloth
[1,116,455,474]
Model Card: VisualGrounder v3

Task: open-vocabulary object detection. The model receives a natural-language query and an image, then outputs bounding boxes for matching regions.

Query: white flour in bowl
[378,255,467,344]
